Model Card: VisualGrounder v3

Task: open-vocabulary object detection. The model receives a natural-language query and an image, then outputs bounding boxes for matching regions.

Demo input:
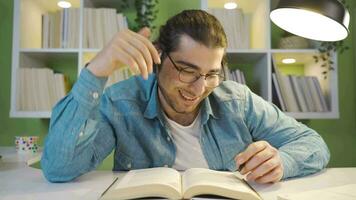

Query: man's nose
[189,76,206,96]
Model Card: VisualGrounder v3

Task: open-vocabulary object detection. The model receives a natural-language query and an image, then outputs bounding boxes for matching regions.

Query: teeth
[179,90,197,101]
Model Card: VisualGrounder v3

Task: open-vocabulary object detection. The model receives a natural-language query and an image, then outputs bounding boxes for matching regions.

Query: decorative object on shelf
[313,38,349,80]
[270,0,350,42]
[15,136,39,154]
[278,31,309,49]
[119,0,159,32]
[313,51,335,80]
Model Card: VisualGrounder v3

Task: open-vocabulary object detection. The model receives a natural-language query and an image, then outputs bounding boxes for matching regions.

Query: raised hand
[87,27,161,80]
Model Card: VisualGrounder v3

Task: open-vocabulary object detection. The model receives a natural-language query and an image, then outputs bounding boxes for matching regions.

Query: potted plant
[119,0,159,32]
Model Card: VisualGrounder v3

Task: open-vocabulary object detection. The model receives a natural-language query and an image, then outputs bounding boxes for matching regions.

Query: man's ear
[153,42,162,56]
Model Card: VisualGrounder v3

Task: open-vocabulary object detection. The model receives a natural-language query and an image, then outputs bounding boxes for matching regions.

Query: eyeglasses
[166,53,224,88]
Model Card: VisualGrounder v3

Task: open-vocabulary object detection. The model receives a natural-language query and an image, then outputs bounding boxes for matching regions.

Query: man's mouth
[178,89,199,102]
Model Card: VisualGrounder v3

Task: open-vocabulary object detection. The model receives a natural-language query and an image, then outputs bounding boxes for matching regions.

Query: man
[41,10,330,183]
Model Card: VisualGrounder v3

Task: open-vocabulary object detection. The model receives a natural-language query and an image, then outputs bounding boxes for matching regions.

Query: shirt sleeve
[243,86,330,180]
[41,68,116,183]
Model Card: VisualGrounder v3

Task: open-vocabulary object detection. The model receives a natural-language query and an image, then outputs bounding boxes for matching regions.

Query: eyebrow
[175,60,221,73]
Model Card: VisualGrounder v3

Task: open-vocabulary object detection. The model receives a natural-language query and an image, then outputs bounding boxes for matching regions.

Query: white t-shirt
[163,111,209,170]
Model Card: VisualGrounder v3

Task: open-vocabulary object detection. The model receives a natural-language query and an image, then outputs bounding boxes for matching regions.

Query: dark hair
[156,9,227,62]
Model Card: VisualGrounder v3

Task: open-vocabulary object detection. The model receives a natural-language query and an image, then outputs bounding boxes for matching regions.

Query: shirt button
[127,163,131,169]
[166,136,171,142]
[92,92,99,99]
[79,132,84,137]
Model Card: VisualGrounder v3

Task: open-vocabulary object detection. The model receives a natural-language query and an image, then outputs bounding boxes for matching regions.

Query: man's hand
[87,27,161,79]
[235,141,284,184]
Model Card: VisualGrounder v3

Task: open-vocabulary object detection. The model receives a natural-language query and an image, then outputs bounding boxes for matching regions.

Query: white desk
[1,146,356,200]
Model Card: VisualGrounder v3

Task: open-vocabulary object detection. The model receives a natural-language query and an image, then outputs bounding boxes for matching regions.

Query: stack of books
[42,8,128,49]
[83,8,128,48]
[42,8,80,48]
[16,68,69,111]
[208,8,250,49]
[227,68,246,85]
[272,64,329,112]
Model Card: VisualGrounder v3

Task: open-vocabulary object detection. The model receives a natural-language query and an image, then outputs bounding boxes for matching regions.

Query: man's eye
[181,69,196,74]
[207,73,219,77]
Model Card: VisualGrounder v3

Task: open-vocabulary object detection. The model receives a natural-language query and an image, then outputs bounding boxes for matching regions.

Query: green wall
[1,0,356,168]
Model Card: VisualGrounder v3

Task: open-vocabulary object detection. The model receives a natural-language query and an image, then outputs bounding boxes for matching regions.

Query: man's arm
[237,86,330,182]
[41,28,160,183]
[41,68,116,183]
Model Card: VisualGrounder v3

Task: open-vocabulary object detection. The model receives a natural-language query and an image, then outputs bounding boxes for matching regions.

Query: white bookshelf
[201,0,339,119]
[9,0,339,119]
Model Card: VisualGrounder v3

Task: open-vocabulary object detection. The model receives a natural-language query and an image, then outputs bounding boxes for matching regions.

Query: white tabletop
[1,146,355,200]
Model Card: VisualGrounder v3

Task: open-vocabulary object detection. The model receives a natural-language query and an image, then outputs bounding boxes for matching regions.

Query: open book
[100,167,262,200]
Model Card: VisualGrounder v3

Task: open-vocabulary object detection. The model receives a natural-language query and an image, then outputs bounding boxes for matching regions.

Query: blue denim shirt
[41,68,330,182]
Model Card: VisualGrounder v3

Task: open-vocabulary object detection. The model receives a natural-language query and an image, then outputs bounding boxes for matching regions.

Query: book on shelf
[42,7,128,49]
[271,57,329,113]
[42,8,79,48]
[277,73,300,112]
[272,73,286,111]
[83,8,128,49]
[290,75,308,112]
[271,57,299,112]
[297,76,315,112]
[226,67,246,85]
[312,77,329,111]
[16,68,69,111]
[100,167,261,200]
[273,74,329,113]
[208,8,250,49]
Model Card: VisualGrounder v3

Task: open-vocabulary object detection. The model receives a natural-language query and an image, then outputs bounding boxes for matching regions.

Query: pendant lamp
[270,0,350,41]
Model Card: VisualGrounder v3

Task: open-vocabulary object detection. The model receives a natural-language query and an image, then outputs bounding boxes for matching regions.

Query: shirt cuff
[279,150,300,180]
[71,68,108,108]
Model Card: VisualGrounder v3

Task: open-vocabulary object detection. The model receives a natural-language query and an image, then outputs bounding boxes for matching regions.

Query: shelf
[285,112,339,120]
[202,0,270,49]
[20,48,80,53]
[271,49,320,53]
[10,111,52,118]
[19,51,78,67]
[83,0,123,9]
[9,0,339,119]
[226,49,269,53]
[82,48,101,53]
[227,52,267,63]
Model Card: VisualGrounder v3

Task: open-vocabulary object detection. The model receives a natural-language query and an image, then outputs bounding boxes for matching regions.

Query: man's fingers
[246,157,280,181]
[138,27,151,38]
[236,141,269,167]
[239,148,274,174]
[128,30,161,65]
[254,166,283,184]
[117,39,149,79]
[123,34,154,74]
[113,47,140,74]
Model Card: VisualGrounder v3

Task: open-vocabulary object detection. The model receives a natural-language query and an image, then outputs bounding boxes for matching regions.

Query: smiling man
[41,10,330,183]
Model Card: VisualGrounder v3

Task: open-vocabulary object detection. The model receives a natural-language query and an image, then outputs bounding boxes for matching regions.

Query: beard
[157,83,204,115]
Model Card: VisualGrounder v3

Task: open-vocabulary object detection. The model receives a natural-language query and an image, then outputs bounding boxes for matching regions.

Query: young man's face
[157,35,225,116]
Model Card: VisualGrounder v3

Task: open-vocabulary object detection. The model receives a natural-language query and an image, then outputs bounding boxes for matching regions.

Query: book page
[115,167,181,190]
[101,167,182,199]
[182,168,261,200]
